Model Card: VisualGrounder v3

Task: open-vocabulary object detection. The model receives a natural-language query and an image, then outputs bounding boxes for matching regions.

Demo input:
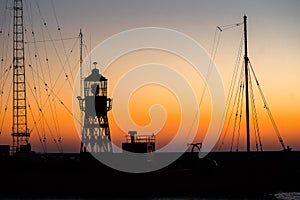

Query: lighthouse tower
[78,63,112,153]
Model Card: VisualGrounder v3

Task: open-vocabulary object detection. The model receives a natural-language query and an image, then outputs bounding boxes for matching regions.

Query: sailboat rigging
[0,6,299,197]
[0,0,85,154]
[216,15,289,152]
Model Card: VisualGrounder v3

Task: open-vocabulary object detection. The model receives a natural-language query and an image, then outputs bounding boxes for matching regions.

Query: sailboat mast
[79,29,83,109]
[243,15,250,152]
[79,29,85,153]
[80,29,83,104]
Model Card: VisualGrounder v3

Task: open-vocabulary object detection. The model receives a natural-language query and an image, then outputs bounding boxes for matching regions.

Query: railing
[125,134,155,144]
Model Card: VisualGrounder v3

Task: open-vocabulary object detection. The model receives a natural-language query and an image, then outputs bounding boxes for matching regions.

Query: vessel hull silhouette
[0,150,299,198]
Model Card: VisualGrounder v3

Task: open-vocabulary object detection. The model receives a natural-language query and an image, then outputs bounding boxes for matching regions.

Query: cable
[217,22,243,31]
[0,81,12,135]
[27,100,47,153]
[230,78,244,152]
[184,25,225,146]
[236,82,244,152]
[25,37,78,44]
[249,60,286,150]
[249,70,263,151]
[217,35,244,151]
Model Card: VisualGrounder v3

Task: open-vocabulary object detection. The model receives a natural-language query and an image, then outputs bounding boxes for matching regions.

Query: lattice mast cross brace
[12,0,30,153]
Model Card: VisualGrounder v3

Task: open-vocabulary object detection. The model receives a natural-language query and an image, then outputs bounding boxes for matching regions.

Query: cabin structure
[121,131,155,153]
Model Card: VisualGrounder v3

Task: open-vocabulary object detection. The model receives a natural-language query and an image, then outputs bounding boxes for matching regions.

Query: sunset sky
[0,0,299,153]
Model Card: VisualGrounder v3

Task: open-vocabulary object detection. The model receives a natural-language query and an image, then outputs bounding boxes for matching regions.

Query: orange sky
[0,0,299,153]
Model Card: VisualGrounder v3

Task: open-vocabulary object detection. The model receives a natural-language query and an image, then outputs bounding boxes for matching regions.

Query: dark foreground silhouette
[0,150,299,199]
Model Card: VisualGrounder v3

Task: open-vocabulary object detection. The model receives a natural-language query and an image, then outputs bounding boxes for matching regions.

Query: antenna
[93,61,97,69]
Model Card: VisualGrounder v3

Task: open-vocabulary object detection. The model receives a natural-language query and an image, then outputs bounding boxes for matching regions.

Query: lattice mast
[11,0,30,153]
